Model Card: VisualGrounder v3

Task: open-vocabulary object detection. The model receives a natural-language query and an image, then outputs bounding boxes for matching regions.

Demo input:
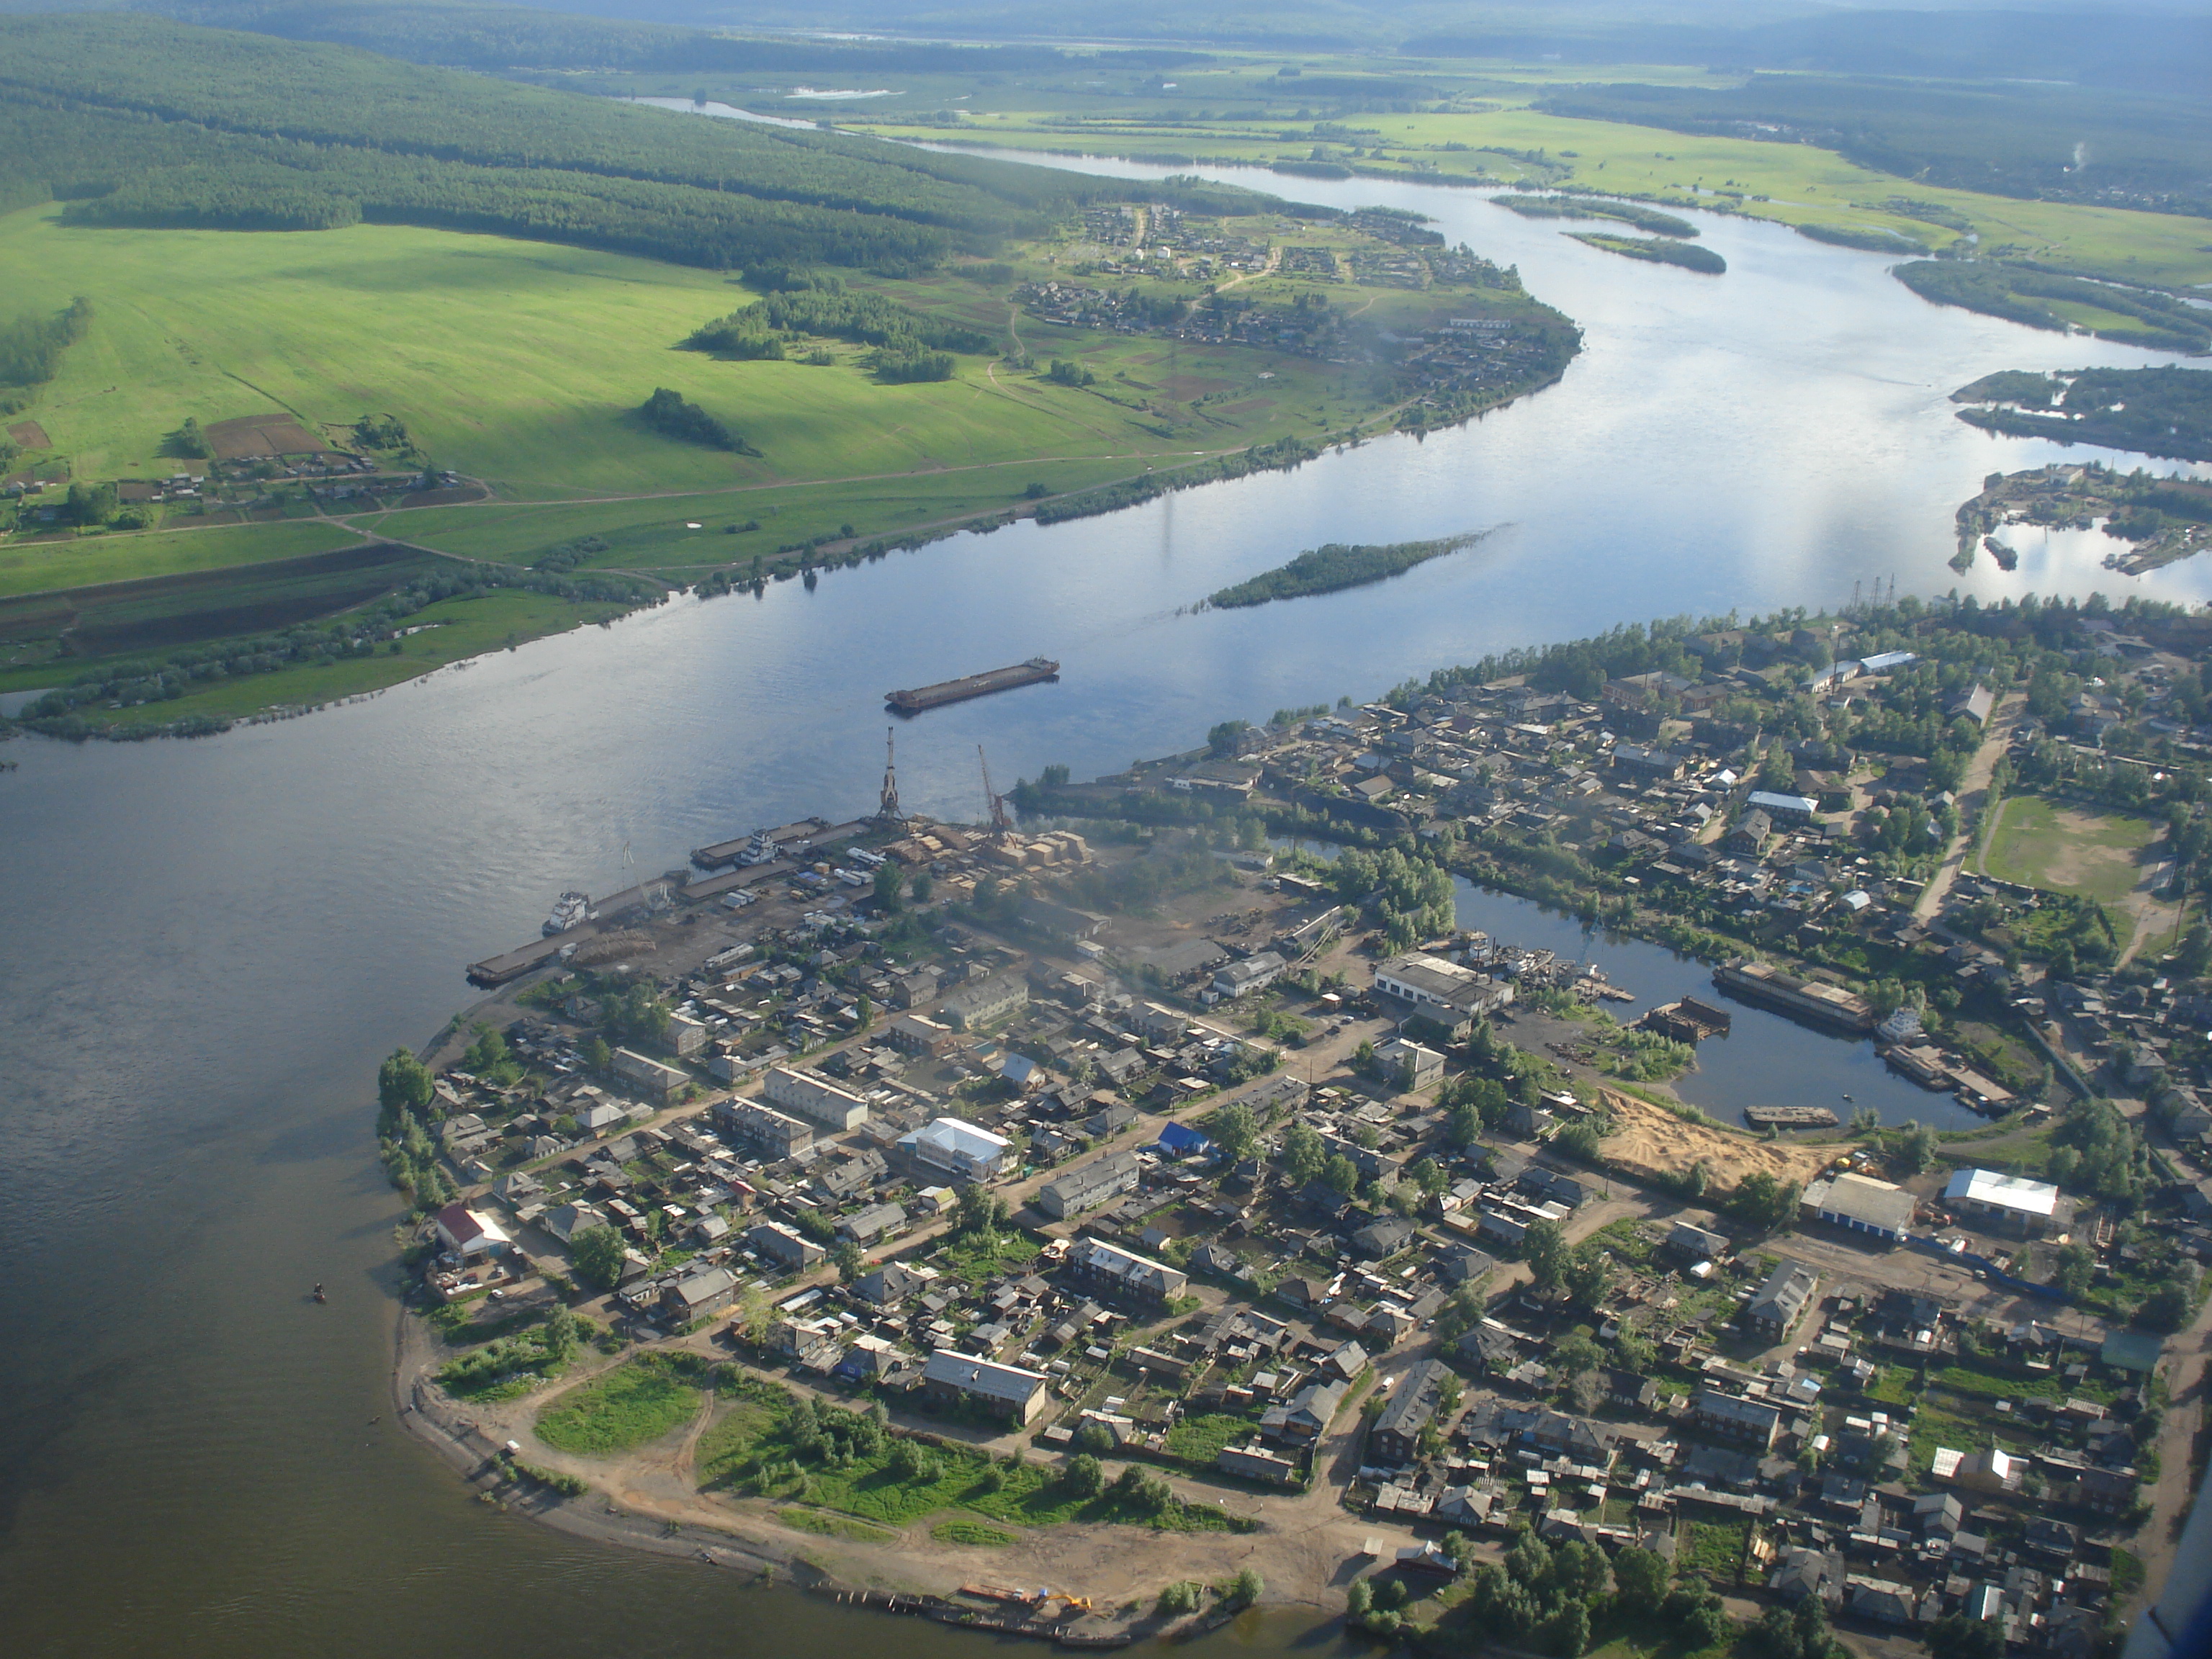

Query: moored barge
[888,657,1059,716]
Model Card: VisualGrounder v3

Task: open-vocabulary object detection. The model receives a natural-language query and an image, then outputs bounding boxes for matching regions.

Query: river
[0,132,2194,1655]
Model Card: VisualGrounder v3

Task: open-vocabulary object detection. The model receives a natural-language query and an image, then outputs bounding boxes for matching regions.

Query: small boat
[1842,1093,1854,1102]
[312,1282,327,1303]
[542,889,590,936]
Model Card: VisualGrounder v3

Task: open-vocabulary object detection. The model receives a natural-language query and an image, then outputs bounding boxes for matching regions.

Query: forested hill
[130,1,1208,76]
[0,14,1269,272]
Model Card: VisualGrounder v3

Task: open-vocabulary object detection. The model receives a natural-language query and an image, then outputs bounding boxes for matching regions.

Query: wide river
[1,135,2200,1655]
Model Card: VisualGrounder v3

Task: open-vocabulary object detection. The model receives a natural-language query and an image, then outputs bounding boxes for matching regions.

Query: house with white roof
[899,1116,1012,1179]
[1943,1168,2067,1237]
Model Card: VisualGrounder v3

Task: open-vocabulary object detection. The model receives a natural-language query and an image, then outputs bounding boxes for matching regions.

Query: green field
[534,1354,706,1455]
[0,520,356,600]
[1981,796,2158,902]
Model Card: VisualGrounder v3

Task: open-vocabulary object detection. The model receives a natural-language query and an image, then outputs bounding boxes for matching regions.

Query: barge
[1713,958,1875,1033]
[1743,1105,1840,1129]
[887,657,1059,716]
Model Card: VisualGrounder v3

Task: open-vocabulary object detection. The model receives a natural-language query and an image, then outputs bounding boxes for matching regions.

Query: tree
[1894,1119,1940,1175]
[853,994,873,1032]
[65,480,117,526]
[1524,1219,1570,1290]
[1729,1171,1801,1233]
[955,1182,1010,1241]
[585,1035,613,1073]
[1064,1452,1104,1497]
[569,1224,627,1291]
[1280,1121,1326,1184]
[377,1047,433,1119]
[1611,1545,1671,1617]
[912,872,934,904]
[541,1303,580,1362]
[1563,1242,1613,1310]
[2054,1241,2095,1300]
[1321,1154,1361,1195]
[1205,1102,1260,1163]
[873,864,904,910]
[833,1241,866,1283]
[1225,1568,1263,1608]
[1543,1599,1591,1658]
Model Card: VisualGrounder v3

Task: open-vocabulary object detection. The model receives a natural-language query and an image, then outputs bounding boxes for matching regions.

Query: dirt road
[1915,691,2021,922]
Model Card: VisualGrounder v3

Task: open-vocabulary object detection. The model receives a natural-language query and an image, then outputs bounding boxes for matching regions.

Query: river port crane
[878,727,905,826]
[978,745,1012,839]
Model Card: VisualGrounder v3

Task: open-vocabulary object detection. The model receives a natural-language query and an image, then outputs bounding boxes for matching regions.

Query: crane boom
[979,745,1012,837]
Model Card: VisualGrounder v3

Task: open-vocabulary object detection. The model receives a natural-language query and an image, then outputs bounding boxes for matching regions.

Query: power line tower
[978,744,1013,839]
[877,727,906,827]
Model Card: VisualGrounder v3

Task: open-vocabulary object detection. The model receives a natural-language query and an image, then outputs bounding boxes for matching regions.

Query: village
[391,596,2212,1657]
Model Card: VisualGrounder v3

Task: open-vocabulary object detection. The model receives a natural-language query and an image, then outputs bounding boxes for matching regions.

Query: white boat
[543,889,590,936]
[734,829,778,867]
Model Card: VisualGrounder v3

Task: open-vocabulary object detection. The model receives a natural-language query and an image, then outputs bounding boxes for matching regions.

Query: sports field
[1980,796,2159,902]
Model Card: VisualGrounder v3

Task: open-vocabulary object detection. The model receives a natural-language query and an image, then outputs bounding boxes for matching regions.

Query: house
[763,1066,871,1131]
[663,1013,710,1057]
[1803,1173,1916,1242]
[1375,1036,1445,1091]
[1943,1168,2066,1237]
[541,1201,603,1243]
[1743,1260,1819,1341]
[747,1220,824,1270]
[887,1012,955,1056]
[1518,1166,1587,1209]
[1951,1446,2023,1496]
[939,971,1028,1031]
[836,1202,907,1245]
[1667,1221,1727,1261]
[1769,1547,1846,1606]
[1607,1370,1660,1413]
[1692,1388,1784,1450]
[899,1116,1011,1179]
[1065,1237,1187,1303]
[1747,790,1820,825]
[921,1349,1049,1424]
[1372,952,1512,1035]
[1948,684,1996,725]
[1612,743,1685,781]
[1218,1443,1301,1484]
[711,1097,815,1159]
[850,1262,925,1308]
[1350,1216,1416,1259]
[1038,1150,1142,1219]
[1156,1120,1214,1160]
[432,1204,511,1258]
[611,1047,688,1098]
[1725,809,1773,856]
[1370,1358,1449,1465]
[1259,1377,1347,1443]
[1845,1577,1928,1626]
[660,1264,738,1324]
[1213,951,1288,999]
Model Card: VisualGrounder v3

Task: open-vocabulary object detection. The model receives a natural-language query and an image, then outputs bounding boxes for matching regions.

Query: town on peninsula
[383,594,2212,1655]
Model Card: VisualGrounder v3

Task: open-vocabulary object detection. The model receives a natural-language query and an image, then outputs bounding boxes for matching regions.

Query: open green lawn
[1981,796,2158,903]
[535,1354,706,1455]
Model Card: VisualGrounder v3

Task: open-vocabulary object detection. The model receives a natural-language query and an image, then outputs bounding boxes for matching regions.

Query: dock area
[691,817,834,870]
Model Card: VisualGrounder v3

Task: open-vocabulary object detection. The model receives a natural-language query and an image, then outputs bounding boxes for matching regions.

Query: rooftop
[1944,1167,2060,1218]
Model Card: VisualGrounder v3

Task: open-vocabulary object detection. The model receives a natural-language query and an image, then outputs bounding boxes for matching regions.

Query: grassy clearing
[696,1380,1250,1534]
[930,1519,1017,1547]
[1161,1413,1252,1470]
[534,1353,705,1455]
[1676,1519,1749,1585]
[1982,796,2157,903]
[783,1509,900,1543]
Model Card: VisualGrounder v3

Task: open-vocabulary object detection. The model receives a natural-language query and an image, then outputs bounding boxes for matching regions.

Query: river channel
[0,130,2195,1655]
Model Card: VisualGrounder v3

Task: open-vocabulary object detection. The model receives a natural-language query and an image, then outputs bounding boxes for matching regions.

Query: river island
[386,594,2210,1653]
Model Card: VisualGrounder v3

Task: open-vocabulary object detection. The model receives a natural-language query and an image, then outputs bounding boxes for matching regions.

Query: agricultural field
[1980,796,2159,904]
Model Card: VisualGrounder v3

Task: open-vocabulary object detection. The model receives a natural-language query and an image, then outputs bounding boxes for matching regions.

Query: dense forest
[1950,367,2212,464]
[0,14,1274,274]
[1204,532,1487,608]
[1895,261,2211,354]
[1538,73,2212,219]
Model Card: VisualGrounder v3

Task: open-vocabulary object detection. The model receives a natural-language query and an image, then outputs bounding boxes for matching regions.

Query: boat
[541,889,590,935]
[734,828,779,867]
[886,657,1060,716]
